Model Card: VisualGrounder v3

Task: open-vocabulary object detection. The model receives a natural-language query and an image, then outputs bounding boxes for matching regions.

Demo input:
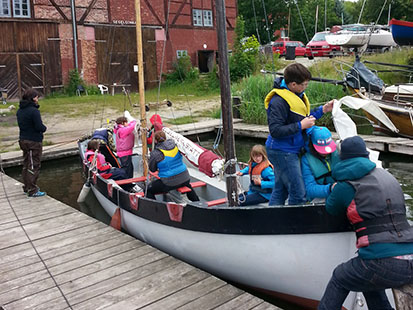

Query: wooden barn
[0,0,237,99]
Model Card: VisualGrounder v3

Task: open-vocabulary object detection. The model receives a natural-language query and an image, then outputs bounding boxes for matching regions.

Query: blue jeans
[318,256,413,310]
[266,149,305,205]
[238,192,268,206]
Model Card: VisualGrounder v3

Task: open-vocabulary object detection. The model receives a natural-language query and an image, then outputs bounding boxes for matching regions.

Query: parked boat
[389,19,413,46]
[326,24,396,50]
[360,84,413,138]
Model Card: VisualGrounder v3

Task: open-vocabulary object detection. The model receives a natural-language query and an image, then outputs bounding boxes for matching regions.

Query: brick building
[0,0,237,99]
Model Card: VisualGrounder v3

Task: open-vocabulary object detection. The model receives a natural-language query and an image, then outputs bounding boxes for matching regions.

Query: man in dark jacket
[319,136,413,309]
[16,88,47,197]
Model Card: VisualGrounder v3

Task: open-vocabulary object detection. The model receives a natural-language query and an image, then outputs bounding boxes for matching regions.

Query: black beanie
[340,136,370,160]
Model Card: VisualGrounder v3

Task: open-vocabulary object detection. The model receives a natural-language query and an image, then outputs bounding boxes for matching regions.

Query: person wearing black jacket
[16,88,47,197]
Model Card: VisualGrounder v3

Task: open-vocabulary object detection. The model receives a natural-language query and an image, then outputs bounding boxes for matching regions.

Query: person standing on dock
[319,136,413,310]
[16,88,47,197]
[264,63,333,205]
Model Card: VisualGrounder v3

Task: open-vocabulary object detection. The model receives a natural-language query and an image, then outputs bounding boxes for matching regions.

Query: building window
[176,50,188,58]
[203,10,213,27]
[193,9,203,26]
[13,0,30,17]
[193,9,213,27]
[0,0,10,16]
[0,0,30,18]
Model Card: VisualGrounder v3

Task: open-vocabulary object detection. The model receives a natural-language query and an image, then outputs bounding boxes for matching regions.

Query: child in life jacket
[85,140,127,180]
[236,145,275,206]
[114,115,137,178]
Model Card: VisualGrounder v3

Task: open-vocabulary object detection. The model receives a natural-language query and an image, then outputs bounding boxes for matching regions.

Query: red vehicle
[272,40,308,57]
[306,31,342,59]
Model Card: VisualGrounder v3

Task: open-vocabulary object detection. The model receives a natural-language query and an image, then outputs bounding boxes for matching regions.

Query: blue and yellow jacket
[265,78,323,153]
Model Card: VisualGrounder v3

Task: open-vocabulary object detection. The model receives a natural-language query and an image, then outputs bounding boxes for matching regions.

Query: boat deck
[0,173,281,310]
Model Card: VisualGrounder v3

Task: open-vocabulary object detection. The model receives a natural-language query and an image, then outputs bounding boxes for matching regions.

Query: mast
[216,0,238,206]
[135,0,148,175]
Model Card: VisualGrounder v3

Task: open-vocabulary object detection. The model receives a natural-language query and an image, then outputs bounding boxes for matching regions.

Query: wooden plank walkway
[231,123,413,156]
[0,173,281,310]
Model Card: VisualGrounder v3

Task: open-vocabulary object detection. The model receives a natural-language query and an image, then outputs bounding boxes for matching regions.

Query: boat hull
[364,101,413,138]
[90,185,361,309]
[390,19,413,46]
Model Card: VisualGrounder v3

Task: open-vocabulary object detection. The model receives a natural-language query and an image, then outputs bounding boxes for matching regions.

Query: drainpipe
[70,0,79,70]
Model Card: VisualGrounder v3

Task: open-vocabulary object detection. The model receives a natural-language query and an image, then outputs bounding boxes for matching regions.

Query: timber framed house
[0,0,237,99]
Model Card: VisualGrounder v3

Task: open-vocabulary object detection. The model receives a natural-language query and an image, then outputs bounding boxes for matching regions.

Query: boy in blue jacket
[264,63,333,205]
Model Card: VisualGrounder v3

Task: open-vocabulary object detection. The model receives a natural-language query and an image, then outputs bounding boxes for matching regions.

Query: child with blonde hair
[236,145,275,206]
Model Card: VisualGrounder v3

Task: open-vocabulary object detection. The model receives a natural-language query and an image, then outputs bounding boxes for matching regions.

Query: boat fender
[110,207,122,230]
[129,193,140,211]
[107,183,113,198]
[166,202,185,222]
[77,183,91,203]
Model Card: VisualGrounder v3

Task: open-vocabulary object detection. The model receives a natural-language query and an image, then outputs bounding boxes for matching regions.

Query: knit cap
[340,136,369,160]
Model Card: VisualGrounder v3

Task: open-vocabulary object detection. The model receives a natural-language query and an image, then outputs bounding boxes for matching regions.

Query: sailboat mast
[216,0,238,207]
[135,0,148,175]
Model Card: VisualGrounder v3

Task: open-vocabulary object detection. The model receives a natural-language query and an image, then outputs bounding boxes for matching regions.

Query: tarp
[345,58,385,94]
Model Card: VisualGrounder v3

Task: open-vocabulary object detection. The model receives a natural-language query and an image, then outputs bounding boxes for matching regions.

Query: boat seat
[177,181,207,193]
[206,198,228,207]
[115,176,147,185]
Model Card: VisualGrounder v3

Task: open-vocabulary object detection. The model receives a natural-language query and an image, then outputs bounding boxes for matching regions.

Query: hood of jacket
[156,139,176,151]
[332,157,376,181]
[273,77,284,89]
[19,99,39,109]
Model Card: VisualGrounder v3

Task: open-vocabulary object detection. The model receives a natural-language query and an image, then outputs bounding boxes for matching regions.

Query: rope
[251,0,261,44]
[0,155,74,310]
[260,0,276,77]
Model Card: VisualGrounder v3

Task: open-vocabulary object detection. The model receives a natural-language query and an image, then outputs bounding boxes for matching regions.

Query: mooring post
[393,285,413,310]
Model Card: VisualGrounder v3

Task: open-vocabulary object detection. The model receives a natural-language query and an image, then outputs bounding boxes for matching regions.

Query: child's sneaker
[29,191,46,197]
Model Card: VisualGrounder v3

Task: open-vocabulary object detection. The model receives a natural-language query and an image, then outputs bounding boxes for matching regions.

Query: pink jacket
[114,120,136,157]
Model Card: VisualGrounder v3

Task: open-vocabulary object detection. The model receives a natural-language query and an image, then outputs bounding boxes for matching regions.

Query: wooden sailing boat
[77,1,375,309]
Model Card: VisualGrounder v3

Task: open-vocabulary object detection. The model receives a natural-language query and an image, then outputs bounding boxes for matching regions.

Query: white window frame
[0,0,11,17]
[12,0,30,18]
[193,9,203,26]
[203,10,213,27]
[176,50,188,59]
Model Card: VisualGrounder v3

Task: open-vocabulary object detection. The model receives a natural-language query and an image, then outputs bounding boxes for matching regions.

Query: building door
[0,52,45,99]
[198,51,214,73]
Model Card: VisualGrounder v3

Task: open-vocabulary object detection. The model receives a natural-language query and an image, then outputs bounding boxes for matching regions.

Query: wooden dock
[231,123,413,156]
[1,119,411,169]
[0,173,281,310]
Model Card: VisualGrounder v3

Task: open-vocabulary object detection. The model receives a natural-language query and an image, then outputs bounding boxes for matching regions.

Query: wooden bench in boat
[207,198,228,207]
[177,181,207,193]
[115,176,147,185]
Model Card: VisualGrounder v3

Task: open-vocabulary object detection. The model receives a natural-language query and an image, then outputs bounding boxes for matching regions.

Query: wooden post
[393,285,413,310]
[216,0,238,206]
[135,0,148,176]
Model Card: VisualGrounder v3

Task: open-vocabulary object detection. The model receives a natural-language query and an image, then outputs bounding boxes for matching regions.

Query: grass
[40,81,220,118]
[168,116,199,125]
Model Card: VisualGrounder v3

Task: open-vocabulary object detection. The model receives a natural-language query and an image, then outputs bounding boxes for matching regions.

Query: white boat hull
[91,186,363,309]
[326,29,396,48]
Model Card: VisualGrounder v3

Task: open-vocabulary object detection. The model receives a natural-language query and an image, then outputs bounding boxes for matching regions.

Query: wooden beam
[170,0,187,25]
[142,0,163,25]
[79,0,98,24]
[393,285,413,310]
[48,0,69,21]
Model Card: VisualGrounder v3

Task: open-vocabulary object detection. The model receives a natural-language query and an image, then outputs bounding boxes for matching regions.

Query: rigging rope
[251,0,261,44]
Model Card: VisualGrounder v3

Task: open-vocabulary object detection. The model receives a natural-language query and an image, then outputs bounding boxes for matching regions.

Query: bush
[165,55,199,83]
[65,69,85,96]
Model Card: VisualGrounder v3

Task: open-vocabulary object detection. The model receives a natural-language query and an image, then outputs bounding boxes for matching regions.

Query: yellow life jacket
[264,88,310,117]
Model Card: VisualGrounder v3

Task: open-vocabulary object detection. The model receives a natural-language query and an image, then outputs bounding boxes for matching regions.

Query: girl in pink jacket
[114,116,137,178]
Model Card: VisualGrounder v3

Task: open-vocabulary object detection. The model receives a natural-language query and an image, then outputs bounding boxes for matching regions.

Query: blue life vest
[92,128,108,143]
[157,146,187,178]
[304,151,340,185]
